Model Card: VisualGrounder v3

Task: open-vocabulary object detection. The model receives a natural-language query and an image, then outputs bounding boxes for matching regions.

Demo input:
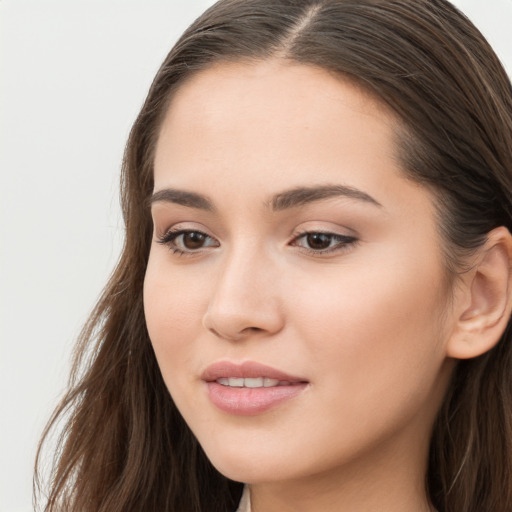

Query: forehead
[154,60,402,193]
[163,59,390,125]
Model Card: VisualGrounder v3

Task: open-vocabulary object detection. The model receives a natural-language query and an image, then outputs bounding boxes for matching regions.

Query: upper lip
[201,361,307,383]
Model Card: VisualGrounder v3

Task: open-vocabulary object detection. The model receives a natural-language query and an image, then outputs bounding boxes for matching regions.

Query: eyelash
[157,229,358,256]
[291,230,358,255]
[157,229,219,255]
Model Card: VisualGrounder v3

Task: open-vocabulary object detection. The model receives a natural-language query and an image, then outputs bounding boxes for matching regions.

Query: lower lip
[206,382,307,415]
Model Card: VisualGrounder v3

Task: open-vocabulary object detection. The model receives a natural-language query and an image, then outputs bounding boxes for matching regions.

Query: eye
[291,231,357,254]
[157,229,219,254]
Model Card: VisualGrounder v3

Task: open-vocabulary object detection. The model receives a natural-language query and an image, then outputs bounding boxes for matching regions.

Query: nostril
[209,327,222,339]
[243,326,264,334]
[208,326,244,341]
[207,325,263,341]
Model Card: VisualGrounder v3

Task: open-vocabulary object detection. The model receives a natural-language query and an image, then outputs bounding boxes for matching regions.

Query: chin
[200,440,298,484]
[213,462,291,485]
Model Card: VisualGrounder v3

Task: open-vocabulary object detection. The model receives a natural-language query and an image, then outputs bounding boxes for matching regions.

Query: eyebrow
[149,184,382,212]
[149,188,215,211]
[269,184,382,210]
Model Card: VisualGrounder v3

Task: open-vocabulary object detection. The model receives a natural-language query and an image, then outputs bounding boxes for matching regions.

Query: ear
[447,226,512,359]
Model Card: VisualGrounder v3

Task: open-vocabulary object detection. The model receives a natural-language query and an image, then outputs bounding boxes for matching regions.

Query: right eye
[157,229,219,254]
[290,230,358,255]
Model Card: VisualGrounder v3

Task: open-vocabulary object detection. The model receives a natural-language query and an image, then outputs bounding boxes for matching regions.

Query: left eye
[292,232,357,252]
[158,230,219,253]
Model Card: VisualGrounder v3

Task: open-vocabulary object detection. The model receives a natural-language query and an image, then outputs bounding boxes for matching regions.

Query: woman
[35,0,512,511]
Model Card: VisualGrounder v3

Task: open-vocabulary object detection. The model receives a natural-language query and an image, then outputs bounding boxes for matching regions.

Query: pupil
[307,233,331,249]
[183,232,205,249]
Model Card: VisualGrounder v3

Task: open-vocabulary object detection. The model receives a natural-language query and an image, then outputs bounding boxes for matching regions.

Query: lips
[201,360,306,383]
[202,361,308,415]
[216,377,286,388]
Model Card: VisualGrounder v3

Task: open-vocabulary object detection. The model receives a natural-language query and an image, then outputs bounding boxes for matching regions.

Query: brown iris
[182,231,207,249]
[306,233,333,250]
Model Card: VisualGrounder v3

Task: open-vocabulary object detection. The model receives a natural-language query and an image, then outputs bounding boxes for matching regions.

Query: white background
[1,1,511,511]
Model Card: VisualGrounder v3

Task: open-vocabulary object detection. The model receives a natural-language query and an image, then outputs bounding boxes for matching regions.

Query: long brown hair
[35,1,512,511]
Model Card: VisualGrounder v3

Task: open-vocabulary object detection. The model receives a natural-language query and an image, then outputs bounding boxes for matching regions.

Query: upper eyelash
[157,229,217,254]
[290,231,358,255]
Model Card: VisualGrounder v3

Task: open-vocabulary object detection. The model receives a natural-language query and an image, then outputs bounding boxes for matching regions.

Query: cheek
[143,256,209,381]
[289,245,449,406]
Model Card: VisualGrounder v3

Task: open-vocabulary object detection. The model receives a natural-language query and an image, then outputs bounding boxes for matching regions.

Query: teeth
[244,377,263,388]
[217,377,283,388]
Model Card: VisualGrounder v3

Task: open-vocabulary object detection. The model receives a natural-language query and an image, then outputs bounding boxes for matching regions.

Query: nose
[202,246,285,342]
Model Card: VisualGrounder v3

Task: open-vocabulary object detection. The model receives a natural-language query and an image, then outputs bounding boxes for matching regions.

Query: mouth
[202,361,309,415]
[201,360,307,383]
[215,377,300,388]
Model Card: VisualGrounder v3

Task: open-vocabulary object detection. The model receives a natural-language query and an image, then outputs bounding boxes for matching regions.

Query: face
[144,60,455,485]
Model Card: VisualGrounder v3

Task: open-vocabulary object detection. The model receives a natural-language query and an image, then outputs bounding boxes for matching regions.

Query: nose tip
[201,263,284,342]
[203,299,283,341]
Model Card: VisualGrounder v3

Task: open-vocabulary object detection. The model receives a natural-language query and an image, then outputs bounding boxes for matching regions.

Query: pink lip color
[202,361,308,416]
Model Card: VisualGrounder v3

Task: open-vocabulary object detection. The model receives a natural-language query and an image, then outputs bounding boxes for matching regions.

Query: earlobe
[447,227,512,360]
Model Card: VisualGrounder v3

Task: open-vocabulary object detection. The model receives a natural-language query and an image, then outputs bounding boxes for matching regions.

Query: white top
[234,485,438,511]
[235,485,251,512]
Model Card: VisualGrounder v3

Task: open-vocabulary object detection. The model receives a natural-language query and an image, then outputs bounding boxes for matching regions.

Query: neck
[248,423,436,512]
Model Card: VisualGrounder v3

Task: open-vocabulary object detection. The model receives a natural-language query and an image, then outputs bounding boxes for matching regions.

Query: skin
[144,60,460,512]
